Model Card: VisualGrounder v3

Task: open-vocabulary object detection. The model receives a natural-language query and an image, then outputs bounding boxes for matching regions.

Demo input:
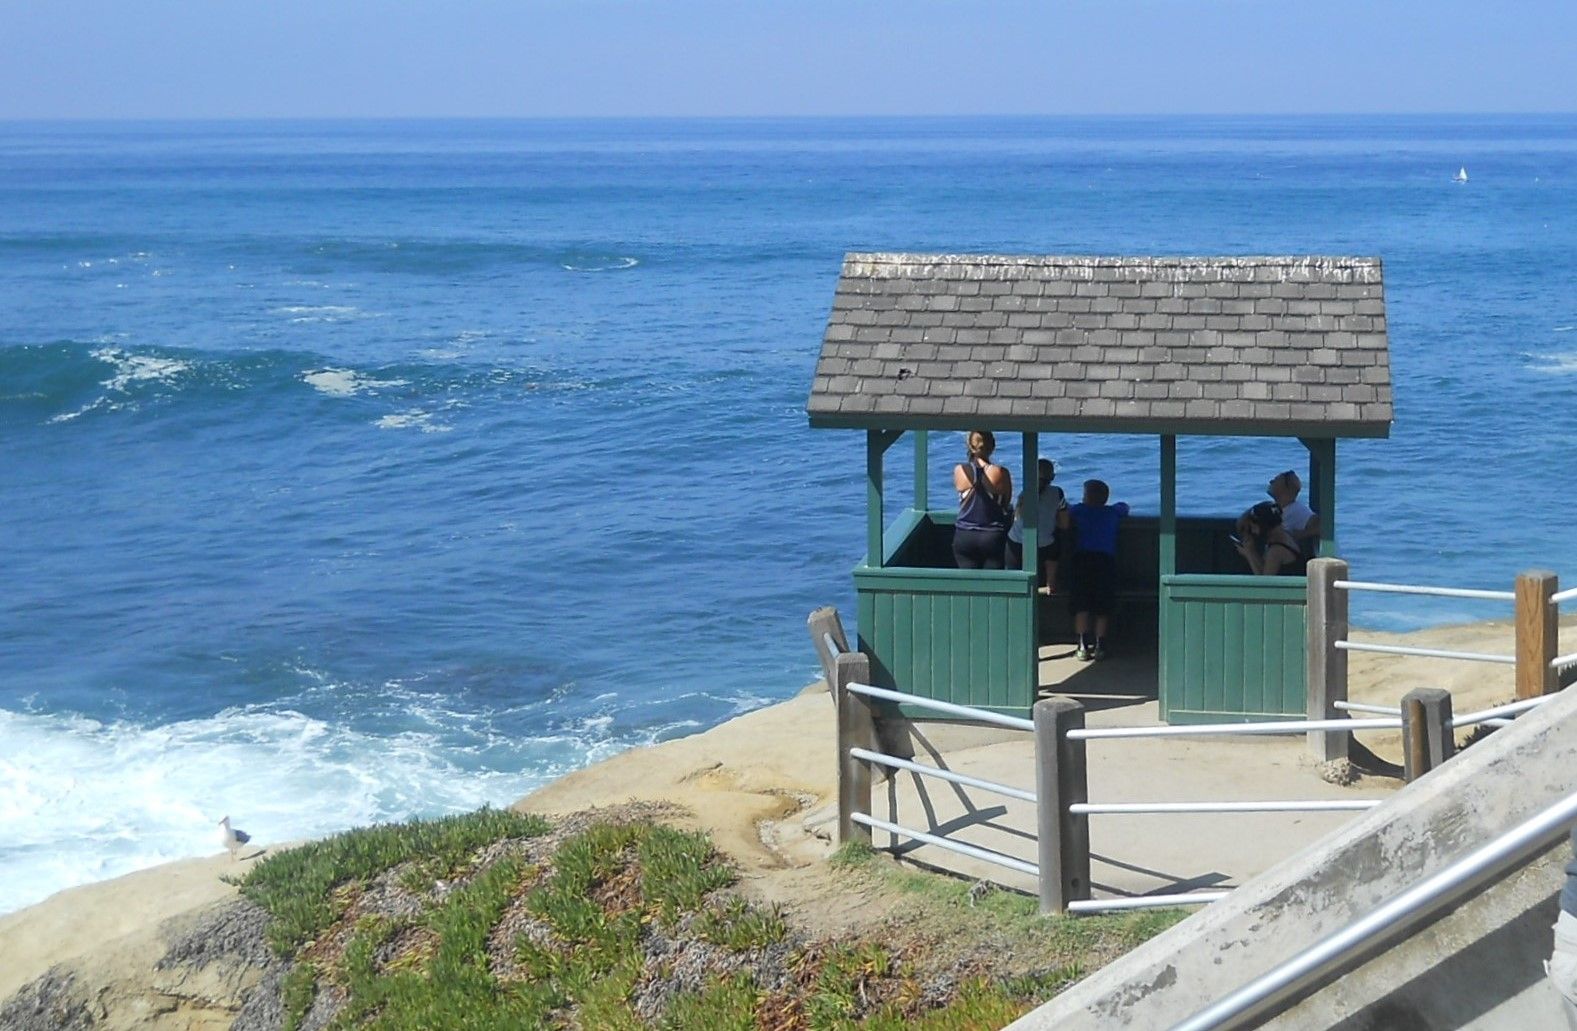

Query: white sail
[1454,167,1469,183]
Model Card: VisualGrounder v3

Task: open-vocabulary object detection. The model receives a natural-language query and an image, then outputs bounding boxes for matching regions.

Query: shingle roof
[806,253,1393,438]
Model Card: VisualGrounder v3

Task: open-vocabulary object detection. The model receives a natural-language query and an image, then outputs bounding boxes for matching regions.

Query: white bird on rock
[219,815,252,862]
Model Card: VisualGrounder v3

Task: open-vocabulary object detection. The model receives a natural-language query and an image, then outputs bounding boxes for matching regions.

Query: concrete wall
[1008,686,1577,1031]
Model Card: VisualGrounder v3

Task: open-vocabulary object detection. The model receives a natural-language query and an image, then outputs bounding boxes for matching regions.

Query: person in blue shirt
[1058,479,1130,661]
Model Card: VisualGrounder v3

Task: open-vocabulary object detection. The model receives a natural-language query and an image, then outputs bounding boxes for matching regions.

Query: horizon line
[2,111,1577,125]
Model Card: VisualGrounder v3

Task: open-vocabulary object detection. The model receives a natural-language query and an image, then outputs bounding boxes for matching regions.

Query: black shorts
[1071,551,1117,616]
[1006,539,1060,573]
[953,527,1007,570]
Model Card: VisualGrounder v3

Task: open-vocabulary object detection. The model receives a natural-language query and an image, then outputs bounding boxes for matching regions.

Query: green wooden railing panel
[1159,574,1307,722]
[854,563,1036,719]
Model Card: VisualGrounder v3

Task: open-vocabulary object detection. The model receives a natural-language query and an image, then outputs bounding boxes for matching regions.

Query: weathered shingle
[806,253,1393,437]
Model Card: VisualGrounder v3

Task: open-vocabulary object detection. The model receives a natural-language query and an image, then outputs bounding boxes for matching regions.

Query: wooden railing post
[834,652,874,847]
[1034,697,1089,915]
[1515,570,1558,700]
[1305,557,1350,763]
[1401,688,1454,782]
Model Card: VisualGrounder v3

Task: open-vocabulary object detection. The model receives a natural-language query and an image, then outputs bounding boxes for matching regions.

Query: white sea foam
[0,693,661,915]
[1529,352,1577,374]
[271,305,371,324]
[561,256,639,272]
[1555,325,1575,333]
[49,348,194,423]
[92,347,192,393]
[302,368,408,397]
[375,410,452,433]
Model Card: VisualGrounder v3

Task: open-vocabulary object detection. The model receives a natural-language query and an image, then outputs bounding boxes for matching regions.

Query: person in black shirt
[951,430,1013,569]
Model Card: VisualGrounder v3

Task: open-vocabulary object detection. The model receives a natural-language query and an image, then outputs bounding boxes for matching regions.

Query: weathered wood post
[1305,557,1350,762]
[1400,687,1454,782]
[807,606,850,688]
[1034,697,1090,915]
[834,651,875,847]
[1515,571,1558,700]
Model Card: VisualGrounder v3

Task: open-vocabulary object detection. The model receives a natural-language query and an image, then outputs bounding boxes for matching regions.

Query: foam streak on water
[3,116,1577,913]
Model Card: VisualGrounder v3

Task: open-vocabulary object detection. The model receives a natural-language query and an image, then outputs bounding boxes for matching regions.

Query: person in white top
[1268,469,1320,557]
[1006,458,1068,594]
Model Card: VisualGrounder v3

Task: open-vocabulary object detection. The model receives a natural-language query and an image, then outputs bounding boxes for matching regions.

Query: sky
[2,0,1574,120]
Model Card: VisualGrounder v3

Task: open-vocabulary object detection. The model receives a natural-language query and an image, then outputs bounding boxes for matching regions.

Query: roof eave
[806,412,1393,440]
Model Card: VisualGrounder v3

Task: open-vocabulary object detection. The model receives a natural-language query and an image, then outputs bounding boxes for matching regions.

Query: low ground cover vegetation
[236,805,1183,1029]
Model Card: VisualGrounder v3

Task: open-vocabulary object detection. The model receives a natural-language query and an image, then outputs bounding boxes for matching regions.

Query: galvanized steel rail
[1068,716,1402,741]
[1334,700,1401,716]
[849,811,1039,878]
[1071,800,1379,815]
[845,681,1035,732]
[848,746,1036,804]
[1070,891,1230,914]
[1334,579,1515,602]
[1334,640,1516,665]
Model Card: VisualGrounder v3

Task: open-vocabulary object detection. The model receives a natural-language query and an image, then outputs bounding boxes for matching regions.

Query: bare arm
[1236,539,1265,575]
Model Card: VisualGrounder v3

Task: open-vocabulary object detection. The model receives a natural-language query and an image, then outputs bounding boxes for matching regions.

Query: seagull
[219,815,252,862]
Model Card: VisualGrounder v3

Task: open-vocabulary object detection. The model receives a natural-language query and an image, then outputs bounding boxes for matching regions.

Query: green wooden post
[1316,438,1337,556]
[866,430,903,567]
[1159,435,1177,576]
[867,430,884,567]
[913,430,929,512]
[1305,441,1321,518]
[1021,432,1038,570]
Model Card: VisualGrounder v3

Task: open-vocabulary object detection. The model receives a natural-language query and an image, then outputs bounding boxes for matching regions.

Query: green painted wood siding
[1159,574,1307,723]
[853,565,1037,719]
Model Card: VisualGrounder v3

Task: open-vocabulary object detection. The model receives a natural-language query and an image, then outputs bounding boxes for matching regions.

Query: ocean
[3,116,1575,914]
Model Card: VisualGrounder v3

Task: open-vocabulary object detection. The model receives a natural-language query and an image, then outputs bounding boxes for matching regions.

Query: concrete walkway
[865,643,1398,903]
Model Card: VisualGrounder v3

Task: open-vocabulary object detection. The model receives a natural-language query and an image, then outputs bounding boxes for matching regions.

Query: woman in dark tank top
[952,430,1013,570]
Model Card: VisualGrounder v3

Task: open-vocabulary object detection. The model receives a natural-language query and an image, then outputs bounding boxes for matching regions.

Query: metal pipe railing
[846,681,1036,732]
[1334,701,1402,716]
[1553,651,1577,671]
[1450,696,1550,728]
[1168,788,1577,1031]
[849,811,1039,878]
[1552,585,1577,605]
[1071,800,1380,815]
[1069,716,1401,741]
[1070,891,1230,913]
[1335,640,1516,665]
[849,747,1036,804]
[1334,579,1516,602]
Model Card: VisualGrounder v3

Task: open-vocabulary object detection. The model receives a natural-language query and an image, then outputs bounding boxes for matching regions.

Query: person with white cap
[1267,469,1320,557]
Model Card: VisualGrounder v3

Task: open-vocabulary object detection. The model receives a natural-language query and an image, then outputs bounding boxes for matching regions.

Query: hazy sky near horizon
[3,1,1573,120]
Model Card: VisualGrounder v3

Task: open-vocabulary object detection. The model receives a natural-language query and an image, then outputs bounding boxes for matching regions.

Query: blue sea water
[3,116,1576,914]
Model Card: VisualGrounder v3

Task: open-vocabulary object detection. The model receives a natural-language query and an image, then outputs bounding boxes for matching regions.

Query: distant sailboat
[1454,167,1469,183]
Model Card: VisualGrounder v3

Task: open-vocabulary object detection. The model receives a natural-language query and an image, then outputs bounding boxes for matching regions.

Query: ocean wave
[561,256,640,272]
[4,340,635,432]
[1528,352,1577,374]
[0,683,686,914]
[48,347,194,423]
[270,305,375,324]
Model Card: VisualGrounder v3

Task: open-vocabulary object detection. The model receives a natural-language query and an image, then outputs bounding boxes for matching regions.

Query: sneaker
[1075,645,1093,662]
[1093,644,1108,662]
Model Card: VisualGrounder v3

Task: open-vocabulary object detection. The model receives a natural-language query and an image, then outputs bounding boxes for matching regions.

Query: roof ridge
[846,253,1381,268]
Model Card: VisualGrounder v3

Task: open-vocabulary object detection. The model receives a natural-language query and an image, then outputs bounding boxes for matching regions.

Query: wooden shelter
[807,253,1392,722]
